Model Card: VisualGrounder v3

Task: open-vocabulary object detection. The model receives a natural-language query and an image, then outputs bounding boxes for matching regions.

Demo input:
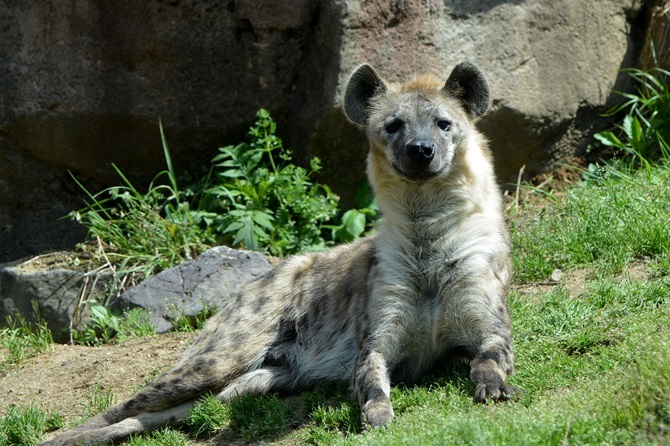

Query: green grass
[511,164,670,282]
[0,404,62,446]
[0,310,53,373]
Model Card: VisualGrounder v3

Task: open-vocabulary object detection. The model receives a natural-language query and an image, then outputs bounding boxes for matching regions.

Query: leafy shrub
[191,109,340,255]
[593,64,670,171]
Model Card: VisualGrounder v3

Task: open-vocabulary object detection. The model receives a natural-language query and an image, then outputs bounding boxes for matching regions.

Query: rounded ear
[343,64,386,125]
[443,62,490,119]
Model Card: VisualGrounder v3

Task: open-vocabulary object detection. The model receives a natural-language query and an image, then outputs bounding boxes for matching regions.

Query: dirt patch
[0,332,196,424]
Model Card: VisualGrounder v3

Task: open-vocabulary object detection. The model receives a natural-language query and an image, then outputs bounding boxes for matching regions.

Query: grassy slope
[2,164,669,445]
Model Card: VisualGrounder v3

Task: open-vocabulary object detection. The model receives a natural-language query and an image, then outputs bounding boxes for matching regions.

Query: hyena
[41,61,514,445]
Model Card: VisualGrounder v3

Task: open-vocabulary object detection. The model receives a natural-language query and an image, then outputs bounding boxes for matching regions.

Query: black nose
[406,140,435,162]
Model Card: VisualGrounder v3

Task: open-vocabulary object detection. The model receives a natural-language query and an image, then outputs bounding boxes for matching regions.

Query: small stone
[550,269,563,283]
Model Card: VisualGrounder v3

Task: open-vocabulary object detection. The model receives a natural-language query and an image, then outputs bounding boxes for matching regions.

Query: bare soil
[0,332,196,423]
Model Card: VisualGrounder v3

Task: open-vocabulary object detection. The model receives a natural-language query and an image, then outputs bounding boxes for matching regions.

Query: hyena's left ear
[344,64,387,126]
[443,62,490,119]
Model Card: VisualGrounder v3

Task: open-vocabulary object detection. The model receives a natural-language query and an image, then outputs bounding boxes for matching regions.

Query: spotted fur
[41,62,514,445]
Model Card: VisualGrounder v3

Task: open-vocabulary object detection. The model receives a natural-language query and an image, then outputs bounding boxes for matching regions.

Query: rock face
[118,246,272,333]
[0,0,648,261]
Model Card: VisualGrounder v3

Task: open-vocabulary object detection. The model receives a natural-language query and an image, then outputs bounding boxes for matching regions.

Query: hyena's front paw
[472,373,515,403]
[362,395,394,428]
[470,358,515,403]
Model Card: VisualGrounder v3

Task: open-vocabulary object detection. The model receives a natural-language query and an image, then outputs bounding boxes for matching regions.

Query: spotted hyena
[41,62,515,445]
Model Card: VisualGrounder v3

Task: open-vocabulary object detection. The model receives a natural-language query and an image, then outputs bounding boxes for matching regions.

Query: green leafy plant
[593,64,670,172]
[73,305,155,346]
[193,109,340,256]
[326,181,379,243]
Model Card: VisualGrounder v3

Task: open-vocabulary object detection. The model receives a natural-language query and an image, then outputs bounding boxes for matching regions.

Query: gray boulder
[0,246,273,342]
[0,254,111,343]
[118,246,273,333]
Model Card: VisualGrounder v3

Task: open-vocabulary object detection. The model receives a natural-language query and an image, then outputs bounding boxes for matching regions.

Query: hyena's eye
[437,120,451,131]
[385,119,403,135]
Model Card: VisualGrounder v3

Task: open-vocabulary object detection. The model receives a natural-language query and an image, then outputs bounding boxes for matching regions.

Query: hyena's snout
[405,139,435,163]
[399,136,443,179]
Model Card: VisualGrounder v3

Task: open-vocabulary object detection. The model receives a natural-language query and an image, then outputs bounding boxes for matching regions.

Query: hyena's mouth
[392,163,443,182]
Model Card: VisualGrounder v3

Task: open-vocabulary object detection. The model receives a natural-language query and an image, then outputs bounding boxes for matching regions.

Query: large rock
[0,0,648,261]
[118,246,273,333]
[0,253,112,343]
[0,246,273,342]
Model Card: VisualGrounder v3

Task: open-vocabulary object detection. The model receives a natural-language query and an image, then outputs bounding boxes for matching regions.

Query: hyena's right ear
[344,64,386,126]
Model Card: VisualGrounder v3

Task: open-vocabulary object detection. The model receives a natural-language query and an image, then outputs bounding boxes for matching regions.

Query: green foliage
[0,404,62,446]
[70,121,214,281]
[73,305,155,346]
[593,65,670,171]
[0,303,53,372]
[193,109,340,255]
[325,181,379,243]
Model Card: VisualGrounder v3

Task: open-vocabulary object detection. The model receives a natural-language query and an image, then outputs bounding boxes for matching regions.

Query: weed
[0,303,53,372]
[76,383,115,422]
[73,305,155,346]
[0,404,62,446]
[167,300,215,333]
[70,121,213,283]
[193,109,340,255]
[592,62,670,170]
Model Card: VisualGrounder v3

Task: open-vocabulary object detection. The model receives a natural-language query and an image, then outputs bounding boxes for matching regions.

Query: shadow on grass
[183,354,479,444]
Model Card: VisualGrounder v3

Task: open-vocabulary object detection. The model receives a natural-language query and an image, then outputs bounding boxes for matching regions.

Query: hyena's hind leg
[39,400,197,446]
[216,366,294,402]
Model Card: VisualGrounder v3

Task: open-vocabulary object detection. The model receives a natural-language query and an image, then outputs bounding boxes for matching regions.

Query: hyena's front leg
[353,349,394,427]
[469,337,516,403]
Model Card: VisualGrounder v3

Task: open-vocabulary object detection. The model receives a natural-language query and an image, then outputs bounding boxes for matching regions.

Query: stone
[0,254,112,343]
[118,246,273,333]
[0,247,273,342]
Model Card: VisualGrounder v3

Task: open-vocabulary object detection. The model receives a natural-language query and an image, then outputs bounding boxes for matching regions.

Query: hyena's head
[343,62,490,182]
